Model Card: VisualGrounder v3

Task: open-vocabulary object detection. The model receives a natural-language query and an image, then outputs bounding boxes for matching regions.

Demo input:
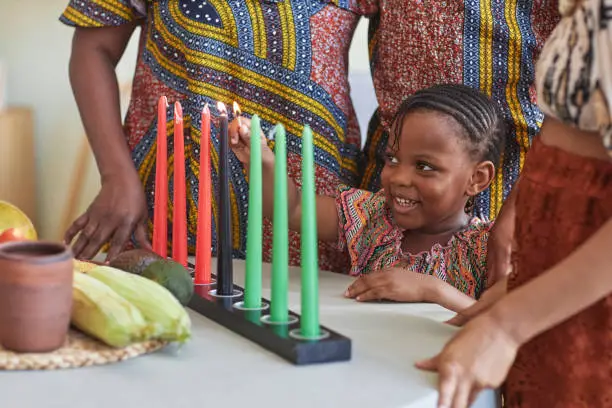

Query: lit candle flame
[232,101,242,126]
[217,101,227,115]
[267,125,278,141]
[174,101,183,123]
[233,101,241,116]
[203,102,209,114]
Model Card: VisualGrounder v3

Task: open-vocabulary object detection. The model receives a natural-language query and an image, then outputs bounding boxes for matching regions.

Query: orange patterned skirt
[504,137,612,407]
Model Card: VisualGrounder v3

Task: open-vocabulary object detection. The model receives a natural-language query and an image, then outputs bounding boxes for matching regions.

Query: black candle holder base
[186,263,351,366]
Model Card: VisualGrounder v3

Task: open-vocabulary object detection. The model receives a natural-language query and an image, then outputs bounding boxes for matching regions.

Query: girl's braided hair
[390,83,507,168]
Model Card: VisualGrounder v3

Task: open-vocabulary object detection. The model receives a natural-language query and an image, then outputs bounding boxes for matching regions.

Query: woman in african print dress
[60,0,365,273]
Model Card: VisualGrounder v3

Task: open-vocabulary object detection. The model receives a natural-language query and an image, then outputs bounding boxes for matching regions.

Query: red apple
[0,228,27,243]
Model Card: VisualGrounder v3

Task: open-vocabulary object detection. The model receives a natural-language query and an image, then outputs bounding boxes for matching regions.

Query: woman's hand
[228,116,274,166]
[416,313,519,408]
[446,276,507,326]
[64,171,151,262]
[345,268,437,302]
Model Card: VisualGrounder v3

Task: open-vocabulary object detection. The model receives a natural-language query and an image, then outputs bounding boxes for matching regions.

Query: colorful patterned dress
[59,0,365,273]
[358,0,561,220]
[336,186,491,298]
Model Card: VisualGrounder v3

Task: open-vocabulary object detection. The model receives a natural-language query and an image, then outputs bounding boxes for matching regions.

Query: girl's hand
[446,276,507,326]
[344,268,436,302]
[416,313,518,408]
[65,171,151,262]
[228,116,274,166]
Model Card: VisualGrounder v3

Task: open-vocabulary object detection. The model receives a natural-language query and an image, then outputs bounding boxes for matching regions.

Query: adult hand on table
[64,171,151,262]
[415,313,518,408]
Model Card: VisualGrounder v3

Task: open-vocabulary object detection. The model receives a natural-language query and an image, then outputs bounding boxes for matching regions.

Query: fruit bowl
[0,201,37,243]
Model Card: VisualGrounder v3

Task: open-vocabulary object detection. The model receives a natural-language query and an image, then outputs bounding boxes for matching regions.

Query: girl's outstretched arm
[229,119,340,243]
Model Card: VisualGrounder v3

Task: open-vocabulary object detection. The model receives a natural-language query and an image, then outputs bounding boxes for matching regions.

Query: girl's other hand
[344,268,436,302]
[64,171,151,262]
[228,116,274,166]
[415,313,518,408]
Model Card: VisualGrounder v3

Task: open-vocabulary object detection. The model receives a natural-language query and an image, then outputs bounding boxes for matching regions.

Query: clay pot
[0,241,73,353]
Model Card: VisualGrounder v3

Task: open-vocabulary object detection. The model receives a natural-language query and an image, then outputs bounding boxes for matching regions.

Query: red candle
[172,101,187,266]
[195,104,212,284]
[153,96,168,258]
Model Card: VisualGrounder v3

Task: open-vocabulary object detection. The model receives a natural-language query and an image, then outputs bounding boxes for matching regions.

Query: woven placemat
[0,330,167,371]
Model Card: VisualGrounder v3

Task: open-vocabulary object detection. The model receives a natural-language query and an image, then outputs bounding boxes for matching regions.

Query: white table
[0,259,500,408]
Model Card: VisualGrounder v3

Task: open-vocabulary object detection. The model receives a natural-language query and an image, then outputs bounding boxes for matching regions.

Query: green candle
[300,125,320,337]
[244,309,262,326]
[244,115,263,309]
[272,324,288,339]
[270,124,289,323]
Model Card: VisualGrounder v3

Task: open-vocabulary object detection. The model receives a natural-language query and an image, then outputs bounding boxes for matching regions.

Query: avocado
[108,249,163,275]
[141,259,194,305]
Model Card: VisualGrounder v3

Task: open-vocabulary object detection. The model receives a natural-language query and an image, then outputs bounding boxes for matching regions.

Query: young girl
[229,84,506,312]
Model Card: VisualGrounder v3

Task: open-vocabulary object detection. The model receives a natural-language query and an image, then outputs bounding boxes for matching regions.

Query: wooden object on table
[0,107,36,225]
[187,261,351,366]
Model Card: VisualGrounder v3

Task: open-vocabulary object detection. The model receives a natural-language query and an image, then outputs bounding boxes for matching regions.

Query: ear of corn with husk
[72,271,152,348]
[86,265,191,343]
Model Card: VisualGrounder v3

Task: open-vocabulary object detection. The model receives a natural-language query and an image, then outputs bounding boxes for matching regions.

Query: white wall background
[0,0,376,240]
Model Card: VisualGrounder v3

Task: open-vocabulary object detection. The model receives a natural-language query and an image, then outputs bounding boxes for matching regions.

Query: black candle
[216,102,233,295]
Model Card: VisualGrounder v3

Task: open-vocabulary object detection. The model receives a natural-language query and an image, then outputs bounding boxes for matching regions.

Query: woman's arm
[69,24,138,181]
[491,217,612,344]
[65,24,152,261]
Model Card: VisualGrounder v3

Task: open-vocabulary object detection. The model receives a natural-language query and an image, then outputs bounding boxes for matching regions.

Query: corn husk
[72,271,151,347]
[87,266,191,343]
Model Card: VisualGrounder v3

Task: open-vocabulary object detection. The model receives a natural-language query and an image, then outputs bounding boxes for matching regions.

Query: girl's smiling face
[380,110,494,233]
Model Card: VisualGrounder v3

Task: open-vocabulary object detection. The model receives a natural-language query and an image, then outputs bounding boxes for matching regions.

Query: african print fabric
[358,0,561,221]
[336,185,491,298]
[60,0,364,273]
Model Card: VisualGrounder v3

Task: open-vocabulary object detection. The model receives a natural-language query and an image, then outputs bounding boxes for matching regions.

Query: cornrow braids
[390,84,507,167]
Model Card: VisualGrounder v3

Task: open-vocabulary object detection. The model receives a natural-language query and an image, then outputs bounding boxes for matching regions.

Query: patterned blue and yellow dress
[60,0,365,273]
